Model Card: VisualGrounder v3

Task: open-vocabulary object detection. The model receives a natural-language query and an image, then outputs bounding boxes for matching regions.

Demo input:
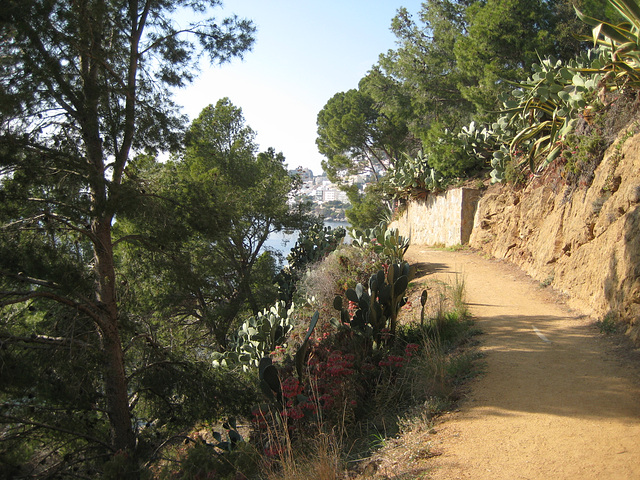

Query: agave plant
[576,0,640,88]
[496,50,605,176]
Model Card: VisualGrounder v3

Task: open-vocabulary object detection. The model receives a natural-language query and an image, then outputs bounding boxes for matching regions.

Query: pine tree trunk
[94,219,136,453]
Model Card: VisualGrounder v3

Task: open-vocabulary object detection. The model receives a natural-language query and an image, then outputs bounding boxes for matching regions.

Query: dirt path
[404,246,640,480]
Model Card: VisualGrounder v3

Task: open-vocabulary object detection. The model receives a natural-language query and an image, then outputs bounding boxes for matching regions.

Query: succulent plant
[333,261,413,344]
[452,48,608,182]
[211,417,244,452]
[212,301,295,371]
[386,150,447,200]
[576,0,640,87]
[420,289,428,327]
[257,311,320,410]
[497,51,605,175]
[350,221,409,264]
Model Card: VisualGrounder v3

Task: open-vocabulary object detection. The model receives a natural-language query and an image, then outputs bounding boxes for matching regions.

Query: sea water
[262,220,350,259]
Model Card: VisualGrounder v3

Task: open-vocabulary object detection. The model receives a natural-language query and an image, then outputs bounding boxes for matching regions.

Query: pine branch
[0,413,113,451]
[0,290,99,324]
[0,333,93,349]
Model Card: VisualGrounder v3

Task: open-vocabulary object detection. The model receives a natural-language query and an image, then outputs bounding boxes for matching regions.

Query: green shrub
[423,123,488,178]
[296,245,383,323]
[596,313,618,334]
[276,222,346,305]
[158,440,260,480]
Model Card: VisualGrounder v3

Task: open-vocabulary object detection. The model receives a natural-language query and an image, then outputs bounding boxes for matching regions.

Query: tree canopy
[317,0,608,182]
[0,0,256,475]
[316,77,417,185]
[117,99,309,349]
[454,0,590,113]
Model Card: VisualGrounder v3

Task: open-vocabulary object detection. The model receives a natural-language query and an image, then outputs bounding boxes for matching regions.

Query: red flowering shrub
[251,332,424,450]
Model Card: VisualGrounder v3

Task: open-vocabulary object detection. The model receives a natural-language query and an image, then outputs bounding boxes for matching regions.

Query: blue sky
[173,0,424,175]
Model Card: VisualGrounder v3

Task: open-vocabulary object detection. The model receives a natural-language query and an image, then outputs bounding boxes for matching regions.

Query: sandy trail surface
[404,246,640,480]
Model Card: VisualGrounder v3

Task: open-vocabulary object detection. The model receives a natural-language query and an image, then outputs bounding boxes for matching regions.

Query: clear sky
[173,0,424,176]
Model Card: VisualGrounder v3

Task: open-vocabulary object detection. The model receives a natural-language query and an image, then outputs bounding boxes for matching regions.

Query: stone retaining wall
[389,188,482,247]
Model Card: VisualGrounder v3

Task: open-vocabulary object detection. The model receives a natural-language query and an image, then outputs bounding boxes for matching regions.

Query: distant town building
[289,166,351,206]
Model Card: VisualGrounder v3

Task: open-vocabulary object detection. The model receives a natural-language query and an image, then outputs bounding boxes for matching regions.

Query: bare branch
[112,234,151,248]
[45,212,97,242]
[139,27,203,57]
[123,333,160,352]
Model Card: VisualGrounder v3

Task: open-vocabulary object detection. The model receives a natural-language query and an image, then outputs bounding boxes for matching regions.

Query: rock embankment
[470,126,640,343]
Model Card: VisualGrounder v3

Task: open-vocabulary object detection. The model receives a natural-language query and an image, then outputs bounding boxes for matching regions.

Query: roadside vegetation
[153,227,477,480]
[2,0,639,477]
[318,0,640,230]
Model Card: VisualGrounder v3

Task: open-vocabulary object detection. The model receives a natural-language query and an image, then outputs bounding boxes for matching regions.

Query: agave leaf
[615,40,640,54]
[295,311,320,379]
[511,122,549,149]
[549,110,561,144]
[538,144,563,173]
[576,7,636,45]
[610,0,640,30]
[528,145,538,174]
[303,311,320,344]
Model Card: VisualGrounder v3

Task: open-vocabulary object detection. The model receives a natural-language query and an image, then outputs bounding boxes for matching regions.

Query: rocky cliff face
[470,125,640,344]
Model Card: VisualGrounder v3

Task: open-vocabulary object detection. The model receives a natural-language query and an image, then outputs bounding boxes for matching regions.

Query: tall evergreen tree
[454,0,586,113]
[316,86,413,184]
[0,0,254,475]
[118,100,309,350]
[377,1,475,141]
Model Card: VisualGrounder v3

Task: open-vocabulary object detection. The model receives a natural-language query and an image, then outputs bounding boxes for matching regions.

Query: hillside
[471,120,640,344]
